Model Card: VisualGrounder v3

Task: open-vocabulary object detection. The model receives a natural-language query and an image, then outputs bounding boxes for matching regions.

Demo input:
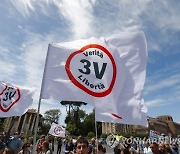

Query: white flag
[48,123,65,137]
[95,99,148,126]
[0,81,35,117]
[41,31,148,126]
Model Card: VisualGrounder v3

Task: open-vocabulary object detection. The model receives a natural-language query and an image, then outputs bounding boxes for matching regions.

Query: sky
[0,0,180,126]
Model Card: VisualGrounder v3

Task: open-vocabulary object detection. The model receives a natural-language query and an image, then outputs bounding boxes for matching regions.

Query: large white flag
[95,99,148,126]
[0,81,35,117]
[41,31,148,126]
[48,122,65,137]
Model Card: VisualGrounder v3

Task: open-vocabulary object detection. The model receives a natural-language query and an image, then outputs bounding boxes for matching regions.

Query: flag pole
[32,44,50,154]
[94,108,98,153]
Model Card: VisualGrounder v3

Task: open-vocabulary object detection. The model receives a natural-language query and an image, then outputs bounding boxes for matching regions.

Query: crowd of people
[0,132,106,154]
[0,131,180,154]
[113,136,180,154]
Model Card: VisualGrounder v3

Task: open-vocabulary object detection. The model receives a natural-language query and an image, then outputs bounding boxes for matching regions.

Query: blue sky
[0,0,179,125]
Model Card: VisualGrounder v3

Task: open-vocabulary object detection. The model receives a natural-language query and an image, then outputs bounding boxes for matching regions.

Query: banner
[0,81,35,117]
[48,122,65,137]
[149,130,160,140]
[41,31,148,126]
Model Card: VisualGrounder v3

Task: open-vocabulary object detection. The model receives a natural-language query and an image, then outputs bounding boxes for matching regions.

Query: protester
[8,132,23,154]
[65,139,75,154]
[76,137,89,154]
[150,142,159,154]
[18,143,30,154]
[96,143,106,154]
[159,143,168,154]
[88,138,96,154]
[143,142,152,154]
[36,135,46,154]
[57,137,62,154]
[39,141,51,154]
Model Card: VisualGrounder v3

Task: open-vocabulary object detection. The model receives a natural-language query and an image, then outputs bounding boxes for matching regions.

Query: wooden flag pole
[32,44,50,154]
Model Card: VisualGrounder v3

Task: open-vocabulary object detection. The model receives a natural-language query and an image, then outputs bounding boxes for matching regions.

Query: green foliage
[0,118,5,131]
[100,133,108,138]
[64,107,102,137]
[44,109,61,125]
[38,123,51,135]
[87,132,95,139]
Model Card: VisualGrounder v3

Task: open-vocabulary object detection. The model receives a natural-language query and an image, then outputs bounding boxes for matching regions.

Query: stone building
[148,115,180,136]
[3,109,42,136]
[102,122,132,135]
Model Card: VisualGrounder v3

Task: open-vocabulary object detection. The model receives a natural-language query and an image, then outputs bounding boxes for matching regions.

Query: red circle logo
[65,44,117,97]
[54,126,63,135]
[0,85,21,112]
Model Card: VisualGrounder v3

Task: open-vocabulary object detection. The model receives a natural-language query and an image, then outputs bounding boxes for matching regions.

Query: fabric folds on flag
[0,81,35,117]
[41,31,148,126]
[48,123,65,137]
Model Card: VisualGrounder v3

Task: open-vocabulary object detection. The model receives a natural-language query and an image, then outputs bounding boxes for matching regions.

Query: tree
[66,109,86,136]
[0,118,5,130]
[44,109,61,125]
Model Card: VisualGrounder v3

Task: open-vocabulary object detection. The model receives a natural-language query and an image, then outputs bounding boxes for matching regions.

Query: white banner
[41,31,148,126]
[48,123,65,137]
[0,81,35,117]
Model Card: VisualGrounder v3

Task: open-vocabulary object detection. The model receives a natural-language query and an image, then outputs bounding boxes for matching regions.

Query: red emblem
[54,126,63,135]
[0,85,21,112]
[65,44,117,97]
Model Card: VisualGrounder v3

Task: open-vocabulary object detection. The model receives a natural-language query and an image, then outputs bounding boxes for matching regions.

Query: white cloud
[145,74,180,93]
[57,0,96,39]
[0,61,16,80]
[10,0,35,17]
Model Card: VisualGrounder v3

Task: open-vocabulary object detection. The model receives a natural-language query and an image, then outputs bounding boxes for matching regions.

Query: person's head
[22,143,30,152]
[158,143,165,153]
[76,137,89,154]
[40,135,46,142]
[0,141,5,154]
[3,148,14,154]
[91,138,95,145]
[13,132,19,138]
[96,144,106,154]
[164,143,172,153]
[150,142,159,154]
[42,141,49,151]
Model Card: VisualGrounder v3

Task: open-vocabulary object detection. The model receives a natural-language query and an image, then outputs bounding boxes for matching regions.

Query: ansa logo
[65,44,117,97]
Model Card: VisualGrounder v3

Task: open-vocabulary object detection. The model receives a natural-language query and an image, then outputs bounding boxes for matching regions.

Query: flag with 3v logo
[41,31,148,126]
[0,81,35,117]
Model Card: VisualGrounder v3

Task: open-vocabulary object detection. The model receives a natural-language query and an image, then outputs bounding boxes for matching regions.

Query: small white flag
[0,81,35,117]
[48,123,65,137]
[41,31,148,126]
